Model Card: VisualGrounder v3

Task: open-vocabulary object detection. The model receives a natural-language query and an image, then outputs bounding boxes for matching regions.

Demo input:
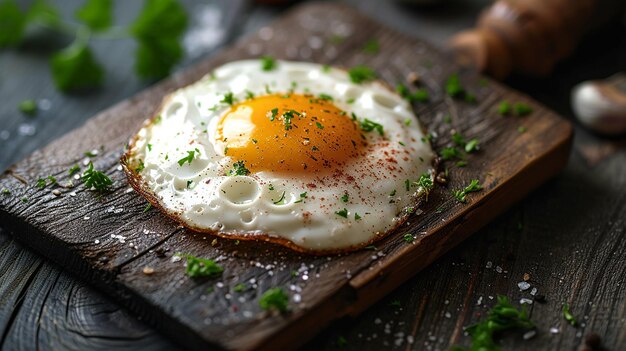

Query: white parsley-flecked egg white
[124,60,435,252]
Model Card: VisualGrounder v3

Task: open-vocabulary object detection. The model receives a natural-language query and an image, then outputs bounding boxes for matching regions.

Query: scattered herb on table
[82,162,112,191]
[498,101,511,116]
[348,65,376,84]
[562,304,578,326]
[179,253,223,278]
[403,233,414,243]
[1,188,10,195]
[453,179,482,203]
[513,102,533,116]
[452,295,534,351]
[362,39,379,54]
[18,99,37,115]
[440,146,463,161]
[259,287,289,313]
[68,164,81,175]
[465,139,480,153]
[445,73,465,98]
[143,202,152,213]
[233,283,247,292]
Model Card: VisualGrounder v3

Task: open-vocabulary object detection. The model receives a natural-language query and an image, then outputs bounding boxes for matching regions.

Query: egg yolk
[217,93,365,173]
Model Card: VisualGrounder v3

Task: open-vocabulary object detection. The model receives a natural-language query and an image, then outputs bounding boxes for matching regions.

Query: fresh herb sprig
[453,179,482,203]
[1,0,188,92]
[178,253,223,278]
[348,65,376,84]
[229,160,250,176]
[82,161,112,191]
[259,287,289,313]
[453,295,535,351]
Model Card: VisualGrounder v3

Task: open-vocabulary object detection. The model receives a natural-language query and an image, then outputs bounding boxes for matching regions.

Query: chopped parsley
[318,93,333,101]
[405,179,410,191]
[456,160,468,167]
[147,143,152,151]
[513,102,533,116]
[269,107,278,121]
[186,180,193,188]
[354,213,361,220]
[18,99,37,115]
[445,73,465,98]
[135,159,145,173]
[360,118,384,136]
[259,287,289,313]
[84,150,98,157]
[229,160,250,176]
[335,208,348,218]
[260,55,277,71]
[364,245,377,250]
[348,65,376,84]
[362,39,380,54]
[396,84,429,103]
[268,184,274,191]
[465,139,479,153]
[37,176,56,190]
[452,132,466,147]
[234,283,247,292]
[82,162,112,192]
[282,110,301,130]
[389,189,397,196]
[220,92,237,106]
[498,101,511,116]
[179,253,223,278]
[315,122,324,129]
[1,188,10,195]
[245,90,255,99]
[518,126,527,133]
[453,179,482,203]
[346,97,355,104]
[143,203,152,213]
[273,191,286,205]
[404,118,412,126]
[177,150,197,166]
[36,178,47,189]
[252,138,258,144]
[341,193,349,203]
[294,192,307,203]
[68,164,80,175]
[562,304,578,326]
[403,233,414,243]
[453,295,534,351]
[440,146,462,160]
[415,172,433,190]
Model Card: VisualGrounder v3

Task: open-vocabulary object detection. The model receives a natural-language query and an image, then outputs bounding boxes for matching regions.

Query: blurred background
[1,1,625,350]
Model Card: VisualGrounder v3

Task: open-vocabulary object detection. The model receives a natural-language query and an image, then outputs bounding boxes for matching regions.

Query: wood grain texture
[0,3,573,350]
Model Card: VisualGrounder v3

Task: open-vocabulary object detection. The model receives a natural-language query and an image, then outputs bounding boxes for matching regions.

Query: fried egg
[123,60,435,253]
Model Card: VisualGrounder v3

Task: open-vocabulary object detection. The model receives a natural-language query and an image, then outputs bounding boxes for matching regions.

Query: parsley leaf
[68,164,80,175]
[272,191,286,205]
[18,99,37,115]
[269,107,278,121]
[260,55,277,71]
[179,253,223,278]
[465,139,479,153]
[348,65,376,84]
[562,304,578,326]
[131,0,188,79]
[403,233,414,243]
[498,100,511,116]
[220,92,237,106]
[440,146,462,160]
[335,208,348,218]
[454,295,534,351]
[341,193,349,203]
[82,161,112,191]
[415,172,433,191]
[0,0,26,48]
[453,179,482,203]
[354,212,361,220]
[75,0,112,32]
[50,42,104,91]
[362,39,380,54]
[513,102,533,116]
[259,287,289,313]
[445,73,465,97]
[228,160,250,176]
[360,118,384,136]
[318,93,333,101]
[177,150,196,166]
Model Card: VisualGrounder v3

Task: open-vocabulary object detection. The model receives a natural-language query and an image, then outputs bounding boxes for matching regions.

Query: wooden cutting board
[0,3,572,350]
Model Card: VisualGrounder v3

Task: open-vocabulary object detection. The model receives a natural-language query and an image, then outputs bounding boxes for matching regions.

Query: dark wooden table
[1,1,625,350]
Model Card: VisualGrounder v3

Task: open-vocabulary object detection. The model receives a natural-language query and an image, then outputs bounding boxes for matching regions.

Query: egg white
[125,60,435,252]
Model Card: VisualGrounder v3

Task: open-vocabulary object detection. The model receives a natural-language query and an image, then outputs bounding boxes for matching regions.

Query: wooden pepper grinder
[449,0,626,79]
